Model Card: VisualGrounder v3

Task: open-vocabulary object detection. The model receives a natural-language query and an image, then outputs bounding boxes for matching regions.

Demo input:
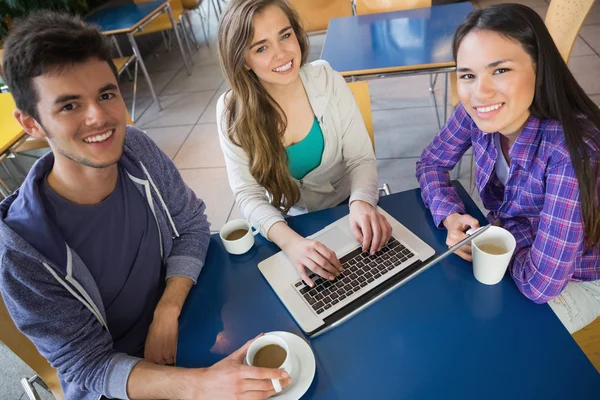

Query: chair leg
[378,183,392,196]
[20,375,42,400]
[0,176,10,198]
[184,12,201,50]
[130,59,139,122]
[179,23,196,66]
[161,31,171,52]
[197,6,209,45]
[7,155,27,179]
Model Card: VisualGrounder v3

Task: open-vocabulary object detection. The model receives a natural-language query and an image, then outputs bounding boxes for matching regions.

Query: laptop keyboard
[294,236,416,316]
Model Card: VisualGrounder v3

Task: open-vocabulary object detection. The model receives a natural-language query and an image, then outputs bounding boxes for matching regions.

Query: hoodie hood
[0,138,149,272]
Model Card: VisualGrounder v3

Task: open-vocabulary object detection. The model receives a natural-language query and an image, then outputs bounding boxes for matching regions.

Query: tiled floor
[2,0,600,397]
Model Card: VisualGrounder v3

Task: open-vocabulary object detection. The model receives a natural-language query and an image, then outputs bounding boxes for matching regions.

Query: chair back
[545,0,595,62]
[0,293,64,400]
[288,0,353,32]
[347,81,375,152]
[354,0,432,15]
[134,0,184,13]
[181,0,201,9]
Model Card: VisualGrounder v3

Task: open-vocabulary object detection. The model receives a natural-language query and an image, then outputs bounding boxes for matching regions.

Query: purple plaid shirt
[416,104,600,304]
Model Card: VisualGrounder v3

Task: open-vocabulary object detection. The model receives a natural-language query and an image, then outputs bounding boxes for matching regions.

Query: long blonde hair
[218,0,309,213]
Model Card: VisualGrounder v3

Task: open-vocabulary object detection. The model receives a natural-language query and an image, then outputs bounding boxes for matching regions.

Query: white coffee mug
[245,335,294,393]
[219,219,256,255]
[471,226,516,285]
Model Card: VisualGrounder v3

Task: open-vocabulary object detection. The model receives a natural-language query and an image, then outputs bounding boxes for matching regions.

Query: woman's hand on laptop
[283,237,343,286]
[443,212,480,261]
[268,222,342,287]
[349,200,393,255]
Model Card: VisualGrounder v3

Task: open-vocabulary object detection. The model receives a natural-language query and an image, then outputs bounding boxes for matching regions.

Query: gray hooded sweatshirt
[0,126,211,400]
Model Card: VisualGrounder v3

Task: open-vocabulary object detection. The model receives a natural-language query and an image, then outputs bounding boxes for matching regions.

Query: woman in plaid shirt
[417,4,600,333]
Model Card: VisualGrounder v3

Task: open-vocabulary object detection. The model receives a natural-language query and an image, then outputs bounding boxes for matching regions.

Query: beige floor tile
[590,94,600,107]
[120,69,179,100]
[162,64,224,95]
[137,90,214,128]
[579,25,600,55]
[369,74,447,111]
[584,1,600,26]
[228,202,244,222]
[180,167,234,231]
[173,123,226,169]
[124,96,153,123]
[198,82,228,124]
[141,125,194,159]
[570,36,596,58]
[569,55,600,95]
[145,51,187,73]
[373,106,453,158]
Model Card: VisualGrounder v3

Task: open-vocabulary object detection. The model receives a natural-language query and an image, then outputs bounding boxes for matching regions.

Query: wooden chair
[354,0,431,15]
[347,81,391,195]
[544,0,600,370]
[0,293,64,400]
[288,0,353,33]
[133,0,197,55]
[545,0,595,62]
[181,0,210,44]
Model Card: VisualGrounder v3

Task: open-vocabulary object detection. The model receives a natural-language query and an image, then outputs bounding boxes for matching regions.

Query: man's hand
[188,336,291,400]
[144,277,194,365]
[349,200,392,255]
[442,212,480,261]
[145,306,179,365]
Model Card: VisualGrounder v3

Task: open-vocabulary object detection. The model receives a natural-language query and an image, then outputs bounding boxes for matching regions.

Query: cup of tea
[245,335,294,393]
[219,219,255,255]
[471,226,516,285]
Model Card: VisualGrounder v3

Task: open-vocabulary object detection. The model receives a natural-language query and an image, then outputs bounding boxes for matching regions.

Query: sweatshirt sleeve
[416,104,473,227]
[216,93,286,239]
[0,250,140,399]
[127,127,212,283]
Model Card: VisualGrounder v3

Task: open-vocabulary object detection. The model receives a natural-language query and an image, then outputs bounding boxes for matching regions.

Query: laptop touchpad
[312,226,357,254]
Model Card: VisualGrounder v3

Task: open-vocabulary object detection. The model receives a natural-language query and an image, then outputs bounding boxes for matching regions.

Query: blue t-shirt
[41,167,163,357]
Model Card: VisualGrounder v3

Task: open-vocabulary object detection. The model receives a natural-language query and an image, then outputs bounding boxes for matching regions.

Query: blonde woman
[217,0,391,287]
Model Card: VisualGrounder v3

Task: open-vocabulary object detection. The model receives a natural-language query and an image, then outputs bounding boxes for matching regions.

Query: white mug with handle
[219,219,259,255]
[245,334,295,393]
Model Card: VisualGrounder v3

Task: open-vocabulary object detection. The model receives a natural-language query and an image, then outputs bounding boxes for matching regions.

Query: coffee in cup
[225,229,249,241]
[471,226,516,285]
[478,243,507,255]
[246,335,295,394]
[219,219,255,255]
[252,344,287,368]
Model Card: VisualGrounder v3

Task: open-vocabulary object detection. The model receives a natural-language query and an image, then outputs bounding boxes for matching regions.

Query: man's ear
[13,109,46,140]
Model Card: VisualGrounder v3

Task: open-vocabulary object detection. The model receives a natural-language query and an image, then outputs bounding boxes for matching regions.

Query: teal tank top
[286,117,325,180]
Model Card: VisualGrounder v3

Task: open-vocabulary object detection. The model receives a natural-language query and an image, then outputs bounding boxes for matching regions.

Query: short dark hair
[2,11,118,120]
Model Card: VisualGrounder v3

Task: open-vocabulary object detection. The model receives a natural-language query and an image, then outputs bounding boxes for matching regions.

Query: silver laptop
[259,207,490,337]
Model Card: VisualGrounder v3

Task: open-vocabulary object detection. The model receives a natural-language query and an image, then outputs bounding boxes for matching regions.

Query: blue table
[321,2,473,125]
[85,1,192,118]
[178,182,600,399]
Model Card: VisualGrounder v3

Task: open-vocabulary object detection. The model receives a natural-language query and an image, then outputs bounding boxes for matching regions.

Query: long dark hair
[453,4,600,248]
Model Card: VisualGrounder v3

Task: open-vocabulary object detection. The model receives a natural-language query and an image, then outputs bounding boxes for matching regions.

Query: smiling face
[17,57,126,169]
[456,29,537,136]
[243,4,303,91]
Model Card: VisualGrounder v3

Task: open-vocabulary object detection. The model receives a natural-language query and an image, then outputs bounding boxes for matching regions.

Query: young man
[0,12,289,400]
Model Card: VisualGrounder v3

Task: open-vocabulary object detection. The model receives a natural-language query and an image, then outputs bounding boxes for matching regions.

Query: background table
[178,182,600,399]
[321,2,473,124]
[85,0,192,113]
